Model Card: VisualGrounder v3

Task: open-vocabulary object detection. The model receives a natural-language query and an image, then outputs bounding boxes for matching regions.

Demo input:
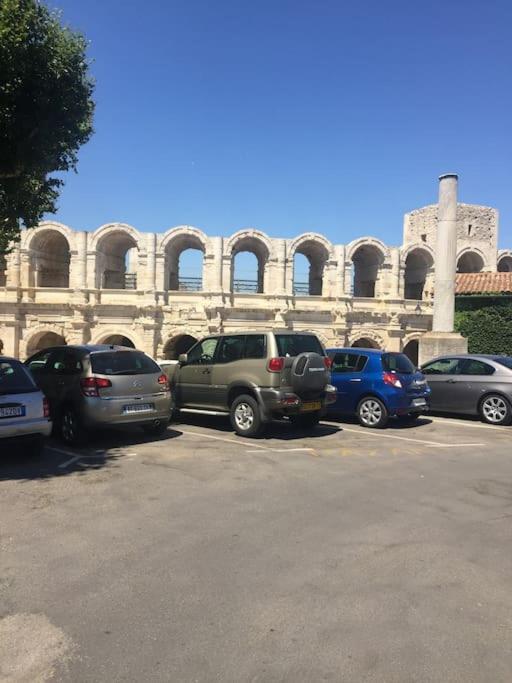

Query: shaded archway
[98,334,136,348]
[26,331,66,357]
[457,251,484,273]
[96,230,139,289]
[164,233,205,291]
[230,235,269,294]
[404,248,433,300]
[0,255,6,287]
[351,337,380,349]
[498,256,512,272]
[163,334,198,360]
[352,244,384,298]
[403,339,419,367]
[292,239,329,296]
[29,230,71,287]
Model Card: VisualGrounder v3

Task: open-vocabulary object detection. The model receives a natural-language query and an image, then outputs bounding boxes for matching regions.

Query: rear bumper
[79,394,172,428]
[256,386,336,421]
[0,417,52,441]
[388,395,430,416]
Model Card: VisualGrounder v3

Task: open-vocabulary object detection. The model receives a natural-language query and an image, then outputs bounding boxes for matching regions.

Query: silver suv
[0,356,52,456]
[168,330,336,437]
[25,345,172,445]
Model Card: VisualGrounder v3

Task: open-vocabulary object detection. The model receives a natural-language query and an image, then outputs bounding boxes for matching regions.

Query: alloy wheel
[234,402,254,431]
[482,396,508,424]
[360,399,382,427]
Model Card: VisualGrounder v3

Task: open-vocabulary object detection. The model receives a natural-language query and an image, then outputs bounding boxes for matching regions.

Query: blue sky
[51,0,512,251]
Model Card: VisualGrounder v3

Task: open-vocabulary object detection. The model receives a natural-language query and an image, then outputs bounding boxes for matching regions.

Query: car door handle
[349,378,362,382]
[202,369,211,375]
[446,379,457,383]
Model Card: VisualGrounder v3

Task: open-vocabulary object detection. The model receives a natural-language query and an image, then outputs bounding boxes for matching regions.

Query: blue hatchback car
[326,348,430,428]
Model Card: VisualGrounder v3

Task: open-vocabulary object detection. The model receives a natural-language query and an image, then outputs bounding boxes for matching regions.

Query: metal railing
[232,279,259,293]
[293,282,310,295]
[178,277,202,291]
[124,273,137,289]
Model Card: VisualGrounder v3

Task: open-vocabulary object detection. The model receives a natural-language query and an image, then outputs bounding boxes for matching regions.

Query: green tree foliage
[455,299,512,355]
[0,0,94,252]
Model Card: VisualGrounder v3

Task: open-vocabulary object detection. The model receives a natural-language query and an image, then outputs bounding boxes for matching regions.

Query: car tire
[479,394,512,426]
[230,394,264,438]
[290,411,321,430]
[60,407,86,446]
[356,397,388,429]
[142,421,169,436]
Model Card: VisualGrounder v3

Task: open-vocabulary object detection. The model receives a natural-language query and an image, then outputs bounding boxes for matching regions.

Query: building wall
[0,202,506,360]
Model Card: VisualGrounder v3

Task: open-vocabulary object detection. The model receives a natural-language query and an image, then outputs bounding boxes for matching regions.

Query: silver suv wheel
[357,397,388,428]
[481,395,509,424]
[234,401,254,431]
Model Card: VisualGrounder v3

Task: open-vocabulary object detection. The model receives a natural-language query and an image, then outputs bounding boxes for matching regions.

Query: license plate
[123,403,154,414]
[300,401,322,413]
[0,406,25,418]
[412,398,426,407]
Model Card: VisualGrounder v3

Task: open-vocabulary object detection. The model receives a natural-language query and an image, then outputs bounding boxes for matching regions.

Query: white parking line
[58,455,81,468]
[428,416,511,432]
[339,426,485,448]
[180,429,271,450]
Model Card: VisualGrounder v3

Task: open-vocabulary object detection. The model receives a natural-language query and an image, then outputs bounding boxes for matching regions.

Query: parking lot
[1,413,512,682]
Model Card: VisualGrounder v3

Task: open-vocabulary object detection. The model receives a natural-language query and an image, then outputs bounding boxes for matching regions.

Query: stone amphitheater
[0,196,510,365]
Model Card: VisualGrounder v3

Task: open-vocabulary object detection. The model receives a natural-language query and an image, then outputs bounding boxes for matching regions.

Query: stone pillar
[145,233,156,291]
[418,174,467,365]
[71,231,87,290]
[389,247,401,299]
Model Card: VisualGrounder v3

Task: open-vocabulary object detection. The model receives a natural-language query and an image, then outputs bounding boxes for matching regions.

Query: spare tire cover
[290,352,328,395]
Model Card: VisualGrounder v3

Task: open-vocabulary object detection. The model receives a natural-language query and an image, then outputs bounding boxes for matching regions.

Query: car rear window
[91,351,161,376]
[275,334,324,358]
[494,356,512,370]
[0,360,38,395]
[381,353,415,374]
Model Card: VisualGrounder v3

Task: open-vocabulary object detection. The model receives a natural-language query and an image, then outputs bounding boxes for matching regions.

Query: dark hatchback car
[421,354,512,425]
[327,348,430,428]
[25,345,172,444]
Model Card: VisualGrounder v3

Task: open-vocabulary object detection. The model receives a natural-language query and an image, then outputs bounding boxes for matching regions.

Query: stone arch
[162,333,199,360]
[91,224,142,289]
[24,327,67,358]
[91,328,142,349]
[22,221,76,251]
[160,227,211,291]
[226,230,272,294]
[25,224,73,288]
[402,333,423,367]
[289,233,332,296]
[403,246,434,300]
[456,247,485,273]
[497,251,512,272]
[348,238,388,298]
[348,330,384,350]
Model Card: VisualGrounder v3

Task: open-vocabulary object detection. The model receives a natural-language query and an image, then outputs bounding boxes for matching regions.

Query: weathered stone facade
[0,200,507,364]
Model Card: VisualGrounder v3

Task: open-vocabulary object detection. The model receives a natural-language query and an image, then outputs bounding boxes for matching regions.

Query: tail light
[267,357,284,372]
[324,356,332,369]
[43,397,50,418]
[80,376,112,397]
[158,373,169,390]
[383,371,403,389]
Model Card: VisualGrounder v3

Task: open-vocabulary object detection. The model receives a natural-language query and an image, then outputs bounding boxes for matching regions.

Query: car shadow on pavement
[326,414,433,430]
[0,427,183,482]
[173,412,342,440]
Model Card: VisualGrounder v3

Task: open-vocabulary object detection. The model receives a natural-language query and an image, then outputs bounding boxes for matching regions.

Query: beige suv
[168,330,336,437]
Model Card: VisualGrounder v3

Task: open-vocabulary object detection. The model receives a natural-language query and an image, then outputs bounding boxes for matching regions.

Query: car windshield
[382,353,415,374]
[91,351,161,376]
[494,356,512,370]
[0,359,38,395]
[275,334,324,357]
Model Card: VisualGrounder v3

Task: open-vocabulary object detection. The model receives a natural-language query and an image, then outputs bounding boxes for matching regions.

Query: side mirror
[178,353,188,365]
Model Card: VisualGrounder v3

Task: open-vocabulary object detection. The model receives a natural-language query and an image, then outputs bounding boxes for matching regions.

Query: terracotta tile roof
[455,272,512,295]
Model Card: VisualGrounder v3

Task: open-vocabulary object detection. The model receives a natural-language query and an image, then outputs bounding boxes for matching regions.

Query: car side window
[49,349,82,375]
[186,338,219,365]
[26,350,53,374]
[332,352,366,373]
[422,358,462,375]
[460,359,495,376]
[245,335,266,359]
[217,336,245,364]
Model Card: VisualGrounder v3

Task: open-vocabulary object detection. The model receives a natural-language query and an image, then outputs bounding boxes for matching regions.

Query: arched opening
[29,230,71,287]
[163,334,198,360]
[0,255,6,287]
[351,337,380,349]
[231,237,268,293]
[498,256,512,272]
[0,339,4,354]
[404,249,433,300]
[98,334,136,348]
[293,240,328,295]
[26,331,66,357]
[352,245,384,298]
[457,251,484,273]
[403,339,419,367]
[97,231,139,289]
[165,236,204,291]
